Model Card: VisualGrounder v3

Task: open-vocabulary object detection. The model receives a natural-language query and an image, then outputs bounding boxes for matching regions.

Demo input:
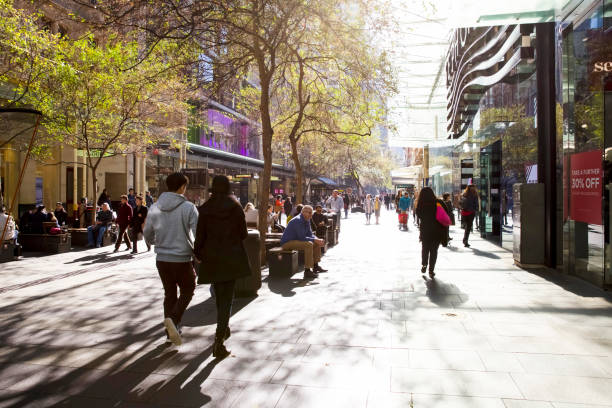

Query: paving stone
[391,367,523,398]
[367,392,506,408]
[511,373,612,405]
[275,385,368,408]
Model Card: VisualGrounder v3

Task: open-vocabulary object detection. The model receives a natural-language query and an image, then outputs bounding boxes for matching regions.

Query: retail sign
[593,62,612,72]
[570,150,602,225]
[235,174,251,178]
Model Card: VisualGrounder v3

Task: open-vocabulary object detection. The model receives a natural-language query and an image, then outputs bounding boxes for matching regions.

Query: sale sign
[570,150,603,225]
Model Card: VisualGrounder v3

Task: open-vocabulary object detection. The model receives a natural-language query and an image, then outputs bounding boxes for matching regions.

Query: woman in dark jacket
[460,185,479,248]
[194,175,250,359]
[416,187,447,278]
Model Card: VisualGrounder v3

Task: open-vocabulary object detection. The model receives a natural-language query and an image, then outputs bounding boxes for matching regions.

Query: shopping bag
[435,203,452,227]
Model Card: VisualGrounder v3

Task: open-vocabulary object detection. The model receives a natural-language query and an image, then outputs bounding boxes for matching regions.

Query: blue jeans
[87,225,106,247]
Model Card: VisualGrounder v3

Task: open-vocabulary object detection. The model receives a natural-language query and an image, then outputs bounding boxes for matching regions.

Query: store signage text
[570,150,602,225]
[593,61,612,72]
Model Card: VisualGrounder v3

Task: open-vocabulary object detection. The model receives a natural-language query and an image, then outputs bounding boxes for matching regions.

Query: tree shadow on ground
[181,293,256,328]
[0,273,228,408]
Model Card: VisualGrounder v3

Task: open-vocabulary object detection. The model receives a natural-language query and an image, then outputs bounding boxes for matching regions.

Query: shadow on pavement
[424,277,469,307]
[65,251,135,265]
[181,294,255,328]
[470,247,501,259]
[266,276,317,297]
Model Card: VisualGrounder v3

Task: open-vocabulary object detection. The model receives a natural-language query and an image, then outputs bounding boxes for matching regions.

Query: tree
[0,0,59,209]
[22,34,189,222]
[64,0,396,259]
[269,0,396,204]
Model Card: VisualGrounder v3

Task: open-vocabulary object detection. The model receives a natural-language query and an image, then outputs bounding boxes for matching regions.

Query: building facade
[439,0,612,288]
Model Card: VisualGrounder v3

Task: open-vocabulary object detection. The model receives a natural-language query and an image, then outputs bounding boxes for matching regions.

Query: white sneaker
[164,318,182,346]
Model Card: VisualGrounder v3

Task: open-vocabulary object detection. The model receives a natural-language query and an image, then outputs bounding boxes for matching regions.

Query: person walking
[374,195,382,224]
[343,192,350,218]
[442,192,455,243]
[131,195,150,254]
[398,191,412,231]
[384,194,390,211]
[325,190,344,227]
[144,172,199,346]
[194,175,251,359]
[283,196,293,225]
[460,184,479,248]
[114,195,133,253]
[364,194,374,224]
[416,187,447,278]
[145,191,154,208]
[127,188,137,209]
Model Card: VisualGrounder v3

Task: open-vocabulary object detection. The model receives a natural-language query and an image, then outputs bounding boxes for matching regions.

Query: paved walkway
[1,210,612,407]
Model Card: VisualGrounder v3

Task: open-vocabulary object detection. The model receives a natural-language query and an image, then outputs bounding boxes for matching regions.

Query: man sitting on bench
[87,203,113,247]
[280,205,327,279]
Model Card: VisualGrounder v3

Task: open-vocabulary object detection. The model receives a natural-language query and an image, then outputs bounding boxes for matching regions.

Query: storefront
[147,144,295,208]
[559,0,612,286]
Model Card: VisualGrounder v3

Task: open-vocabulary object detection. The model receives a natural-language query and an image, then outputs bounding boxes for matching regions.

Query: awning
[312,177,338,187]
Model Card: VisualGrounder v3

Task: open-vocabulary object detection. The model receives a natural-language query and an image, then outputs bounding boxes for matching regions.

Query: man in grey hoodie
[144,173,199,346]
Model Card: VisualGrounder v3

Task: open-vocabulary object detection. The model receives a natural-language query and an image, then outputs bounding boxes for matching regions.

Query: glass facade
[560,0,612,286]
[188,108,261,160]
[433,66,539,252]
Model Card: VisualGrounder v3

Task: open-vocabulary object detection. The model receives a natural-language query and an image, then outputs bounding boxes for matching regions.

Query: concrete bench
[267,247,298,278]
[69,227,115,247]
[326,227,337,246]
[235,229,262,297]
[20,233,71,254]
[0,241,17,263]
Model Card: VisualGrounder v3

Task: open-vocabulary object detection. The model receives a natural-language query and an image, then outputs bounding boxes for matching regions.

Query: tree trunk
[289,137,304,204]
[90,162,98,226]
[257,75,273,264]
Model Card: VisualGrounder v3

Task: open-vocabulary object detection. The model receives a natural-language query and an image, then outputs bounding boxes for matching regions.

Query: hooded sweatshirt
[143,192,199,262]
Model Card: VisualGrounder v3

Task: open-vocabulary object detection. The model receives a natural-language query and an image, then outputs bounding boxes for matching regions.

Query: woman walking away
[194,175,251,359]
[416,187,447,278]
[460,185,479,248]
[364,194,374,224]
[374,195,382,224]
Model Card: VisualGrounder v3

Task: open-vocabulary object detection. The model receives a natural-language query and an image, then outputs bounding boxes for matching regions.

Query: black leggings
[421,240,440,271]
[212,280,236,339]
[463,213,475,243]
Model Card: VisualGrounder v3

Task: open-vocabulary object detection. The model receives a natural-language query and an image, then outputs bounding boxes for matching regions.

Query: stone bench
[0,241,17,263]
[19,233,71,254]
[235,229,262,297]
[267,247,298,278]
[69,226,115,247]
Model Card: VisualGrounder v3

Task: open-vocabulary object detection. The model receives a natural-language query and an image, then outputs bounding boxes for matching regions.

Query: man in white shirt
[325,190,344,228]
